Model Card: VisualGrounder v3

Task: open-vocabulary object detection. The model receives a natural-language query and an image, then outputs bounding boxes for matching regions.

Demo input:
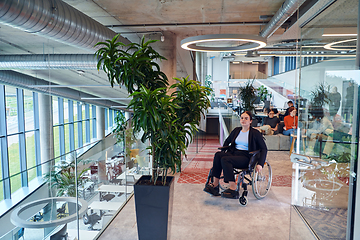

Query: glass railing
[0,126,150,240]
[218,107,241,145]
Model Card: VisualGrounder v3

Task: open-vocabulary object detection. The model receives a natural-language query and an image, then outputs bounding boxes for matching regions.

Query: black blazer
[223,127,267,167]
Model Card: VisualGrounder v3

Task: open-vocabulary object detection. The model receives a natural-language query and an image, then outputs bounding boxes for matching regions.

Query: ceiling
[0,0,357,108]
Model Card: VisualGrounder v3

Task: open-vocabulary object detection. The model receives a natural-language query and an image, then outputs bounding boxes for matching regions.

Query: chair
[83,209,102,230]
[206,150,272,206]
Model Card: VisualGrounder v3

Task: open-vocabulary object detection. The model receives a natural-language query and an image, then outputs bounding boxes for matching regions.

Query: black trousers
[211,150,251,182]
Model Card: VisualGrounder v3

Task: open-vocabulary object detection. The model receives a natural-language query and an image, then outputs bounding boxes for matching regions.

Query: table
[96,185,133,201]
[96,185,134,193]
[78,181,96,199]
[116,172,142,181]
[89,201,123,211]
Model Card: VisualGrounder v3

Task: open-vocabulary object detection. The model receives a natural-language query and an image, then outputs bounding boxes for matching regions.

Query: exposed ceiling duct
[0,0,130,51]
[0,70,124,107]
[0,54,98,70]
[245,51,260,57]
[260,0,307,38]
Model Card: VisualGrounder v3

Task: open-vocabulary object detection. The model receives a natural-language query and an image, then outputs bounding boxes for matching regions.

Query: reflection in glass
[5,86,18,135]
[53,126,60,159]
[26,132,36,182]
[53,97,59,125]
[24,90,35,131]
[291,0,359,237]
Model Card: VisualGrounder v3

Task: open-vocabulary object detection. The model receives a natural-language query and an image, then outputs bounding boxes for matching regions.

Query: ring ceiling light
[324,39,357,51]
[181,34,267,52]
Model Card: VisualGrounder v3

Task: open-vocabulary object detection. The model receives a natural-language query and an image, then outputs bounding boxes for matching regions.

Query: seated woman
[204,111,267,199]
[283,107,298,141]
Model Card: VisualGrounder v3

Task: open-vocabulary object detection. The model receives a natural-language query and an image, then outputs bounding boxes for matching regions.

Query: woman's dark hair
[288,106,295,113]
[242,111,253,120]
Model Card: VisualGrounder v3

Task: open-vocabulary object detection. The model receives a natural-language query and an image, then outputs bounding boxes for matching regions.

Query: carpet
[296,206,347,240]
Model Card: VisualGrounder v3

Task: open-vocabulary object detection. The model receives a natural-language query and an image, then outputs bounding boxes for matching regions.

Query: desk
[96,185,133,194]
[116,172,142,181]
[89,201,122,211]
[96,185,133,201]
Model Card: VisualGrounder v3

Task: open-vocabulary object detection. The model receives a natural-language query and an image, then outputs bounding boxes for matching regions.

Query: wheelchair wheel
[239,196,247,206]
[252,160,272,199]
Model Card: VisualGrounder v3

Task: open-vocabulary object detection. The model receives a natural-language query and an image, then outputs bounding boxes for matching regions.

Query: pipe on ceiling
[0,54,98,69]
[0,70,125,108]
[260,0,307,38]
[0,0,130,51]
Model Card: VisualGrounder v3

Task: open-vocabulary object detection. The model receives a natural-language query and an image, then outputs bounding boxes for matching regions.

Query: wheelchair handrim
[252,161,272,199]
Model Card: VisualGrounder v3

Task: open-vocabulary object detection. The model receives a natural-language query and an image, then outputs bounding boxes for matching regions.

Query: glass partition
[290,0,359,239]
[0,126,150,240]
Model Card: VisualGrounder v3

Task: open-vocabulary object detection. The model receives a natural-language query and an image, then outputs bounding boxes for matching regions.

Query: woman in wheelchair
[204,111,267,199]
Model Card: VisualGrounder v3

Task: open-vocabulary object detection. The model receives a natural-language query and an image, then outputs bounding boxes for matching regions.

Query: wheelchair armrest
[248,150,261,170]
[218,146,230,152]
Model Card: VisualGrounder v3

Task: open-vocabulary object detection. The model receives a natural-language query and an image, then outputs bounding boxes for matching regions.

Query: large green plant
[257,85,272,103]
[238,78,257,113]
[95,34,211,184]
[45,160,88,197]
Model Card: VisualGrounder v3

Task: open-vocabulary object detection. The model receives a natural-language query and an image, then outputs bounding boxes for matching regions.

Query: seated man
[203,111,267,199]
[258,109,280,135]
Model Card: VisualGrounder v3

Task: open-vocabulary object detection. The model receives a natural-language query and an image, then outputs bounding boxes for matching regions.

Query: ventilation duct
[0,0,130,51]
[0,54,98,69]
[0,70,123,108]
[260,0,307,38]
[245,51,260,57]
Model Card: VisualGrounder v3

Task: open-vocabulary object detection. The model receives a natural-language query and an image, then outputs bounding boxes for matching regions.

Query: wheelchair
[206,150,272,206]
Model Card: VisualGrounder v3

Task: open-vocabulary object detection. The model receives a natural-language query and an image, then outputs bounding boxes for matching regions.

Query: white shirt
[235,130,249,150]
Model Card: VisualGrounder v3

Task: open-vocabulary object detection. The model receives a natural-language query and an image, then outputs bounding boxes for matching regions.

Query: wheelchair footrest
[242,190,248,197]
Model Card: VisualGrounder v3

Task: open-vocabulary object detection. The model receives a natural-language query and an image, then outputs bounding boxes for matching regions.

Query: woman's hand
[256,165,263,172]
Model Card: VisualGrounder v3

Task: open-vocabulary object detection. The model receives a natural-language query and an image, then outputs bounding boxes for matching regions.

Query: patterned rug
[178,139,292,187]
[296,206,347,240]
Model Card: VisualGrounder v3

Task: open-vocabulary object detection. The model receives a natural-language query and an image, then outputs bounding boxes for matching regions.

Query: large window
[0,84,116,202]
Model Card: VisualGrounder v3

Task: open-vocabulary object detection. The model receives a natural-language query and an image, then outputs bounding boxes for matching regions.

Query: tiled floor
[98,135,314,240]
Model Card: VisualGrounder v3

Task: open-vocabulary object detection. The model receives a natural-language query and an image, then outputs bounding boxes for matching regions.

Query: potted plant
[238,78,257,113]
[44,159,89,197]
[95,34,210,240]
[257,85,272,110]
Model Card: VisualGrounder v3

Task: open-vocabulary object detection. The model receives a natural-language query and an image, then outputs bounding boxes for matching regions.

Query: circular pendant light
[323,39,357,51]
[181,34,267,52]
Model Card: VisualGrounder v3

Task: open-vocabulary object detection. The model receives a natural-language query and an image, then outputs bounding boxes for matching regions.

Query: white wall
[207,55,229,98]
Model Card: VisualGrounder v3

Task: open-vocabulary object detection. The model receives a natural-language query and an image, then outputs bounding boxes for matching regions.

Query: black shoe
[221,189,239,199]
[203,183,220,196]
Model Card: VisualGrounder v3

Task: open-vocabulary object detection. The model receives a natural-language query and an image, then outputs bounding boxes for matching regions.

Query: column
[96,106,106,181]
[267,57,274,76]
[38,93,54,175]
[96,106,105,140]
[279,56,286,74]
[151,32,177,90]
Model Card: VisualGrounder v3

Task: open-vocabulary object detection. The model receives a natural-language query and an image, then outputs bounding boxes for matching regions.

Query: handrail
[218,109,229,146]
